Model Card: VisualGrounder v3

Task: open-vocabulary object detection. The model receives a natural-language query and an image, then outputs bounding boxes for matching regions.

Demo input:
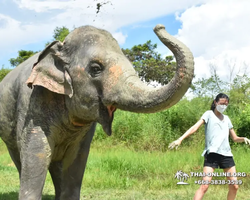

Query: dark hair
[210,93,230,111]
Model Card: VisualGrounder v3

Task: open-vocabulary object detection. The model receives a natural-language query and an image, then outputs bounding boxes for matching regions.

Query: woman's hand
[244,137,250,145]
[168,139,182,149]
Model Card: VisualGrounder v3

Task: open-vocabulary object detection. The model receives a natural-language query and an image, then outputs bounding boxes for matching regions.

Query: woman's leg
[193,166,214,200]
[223,166,238,200]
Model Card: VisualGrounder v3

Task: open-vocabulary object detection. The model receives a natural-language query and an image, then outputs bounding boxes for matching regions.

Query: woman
[169,93,250,200]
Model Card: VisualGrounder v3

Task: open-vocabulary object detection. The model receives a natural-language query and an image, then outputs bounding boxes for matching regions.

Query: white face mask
[216,105,227,114]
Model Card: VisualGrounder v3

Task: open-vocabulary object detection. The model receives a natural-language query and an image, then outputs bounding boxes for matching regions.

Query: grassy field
[0,139,250,200]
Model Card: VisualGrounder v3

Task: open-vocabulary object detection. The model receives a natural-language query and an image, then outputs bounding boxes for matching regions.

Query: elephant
[0,24,194,200]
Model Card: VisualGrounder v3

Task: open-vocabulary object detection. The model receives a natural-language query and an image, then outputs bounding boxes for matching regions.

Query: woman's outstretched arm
[168,119,205,149]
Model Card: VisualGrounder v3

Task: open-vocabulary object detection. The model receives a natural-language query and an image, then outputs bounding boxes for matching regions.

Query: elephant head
[26,24,194,136]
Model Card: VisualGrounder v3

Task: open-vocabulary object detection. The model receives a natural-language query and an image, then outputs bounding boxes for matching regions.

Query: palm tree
[175,170,183,182]
[182,173,190,182]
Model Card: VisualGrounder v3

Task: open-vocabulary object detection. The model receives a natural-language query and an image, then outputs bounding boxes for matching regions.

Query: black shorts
[204,152,235,169]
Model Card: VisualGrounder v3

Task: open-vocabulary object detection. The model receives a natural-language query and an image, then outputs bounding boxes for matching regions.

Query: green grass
[0,139,250,199]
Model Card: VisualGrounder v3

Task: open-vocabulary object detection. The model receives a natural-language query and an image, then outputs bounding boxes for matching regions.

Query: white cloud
[13,0,77,13]
[0,13,54,60]
[175,0,250,82]
[112,32,127,45]
[193,47,250,82]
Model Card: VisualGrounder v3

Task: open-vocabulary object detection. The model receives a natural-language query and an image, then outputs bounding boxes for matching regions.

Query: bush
[235,104,250,138]
[0,68,11,82]
[93,97,212,151]
[93,111,171,151]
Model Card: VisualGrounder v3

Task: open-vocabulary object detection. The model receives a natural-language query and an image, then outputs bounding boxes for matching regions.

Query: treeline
[93,91,250,151]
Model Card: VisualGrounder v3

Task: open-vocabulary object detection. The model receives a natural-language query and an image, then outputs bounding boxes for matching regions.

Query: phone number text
[195,180,243,185]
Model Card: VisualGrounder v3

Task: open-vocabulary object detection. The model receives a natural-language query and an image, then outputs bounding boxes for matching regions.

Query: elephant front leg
[60,123,96,200]
[49,161,62,200]
[19,127,51,200]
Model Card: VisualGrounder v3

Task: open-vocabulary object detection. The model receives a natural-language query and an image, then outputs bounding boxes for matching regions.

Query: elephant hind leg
[7,147,21,178]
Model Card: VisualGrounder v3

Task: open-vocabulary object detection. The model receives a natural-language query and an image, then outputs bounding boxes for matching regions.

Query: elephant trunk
[106,24,194,113]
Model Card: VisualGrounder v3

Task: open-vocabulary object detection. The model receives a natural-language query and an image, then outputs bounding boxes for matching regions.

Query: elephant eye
[89,62,103,77]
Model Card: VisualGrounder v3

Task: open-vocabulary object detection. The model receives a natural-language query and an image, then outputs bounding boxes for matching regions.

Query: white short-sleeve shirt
[201,110,233,157]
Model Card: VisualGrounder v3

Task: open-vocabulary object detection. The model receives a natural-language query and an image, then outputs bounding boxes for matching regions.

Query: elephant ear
[26,41,73,98]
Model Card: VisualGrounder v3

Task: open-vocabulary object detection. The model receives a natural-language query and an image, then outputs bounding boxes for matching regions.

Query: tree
[191,74,226,98]
[0,67,11,82]
[122,40,176,85]
[53,26,70,42]
[45,26,70,46]
[227,74,250,116]
[9,50,37,67]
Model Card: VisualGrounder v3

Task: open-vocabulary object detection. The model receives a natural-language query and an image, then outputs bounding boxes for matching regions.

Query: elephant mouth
[107,105,117,118]
[98,103,117,136]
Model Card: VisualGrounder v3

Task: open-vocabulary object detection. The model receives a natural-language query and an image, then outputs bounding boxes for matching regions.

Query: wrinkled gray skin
[0,24,194,200]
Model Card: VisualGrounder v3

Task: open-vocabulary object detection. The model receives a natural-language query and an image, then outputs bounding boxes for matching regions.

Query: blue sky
[1,0,250,83]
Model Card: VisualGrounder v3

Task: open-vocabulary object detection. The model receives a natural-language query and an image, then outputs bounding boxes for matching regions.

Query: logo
[175,170,190,185]
[174,170,247,185]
